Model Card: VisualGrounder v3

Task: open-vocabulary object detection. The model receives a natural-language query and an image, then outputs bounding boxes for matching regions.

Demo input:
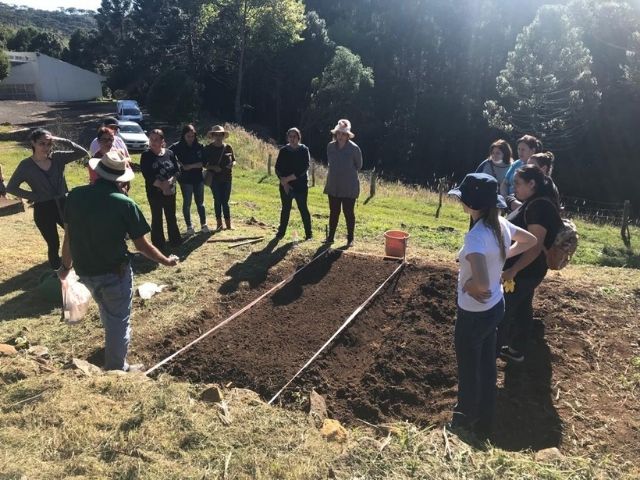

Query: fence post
[369,168,377,198]
[267,154,272,176]
[621,200,631,249]
[311,161,315,187]
[435,177,445,219]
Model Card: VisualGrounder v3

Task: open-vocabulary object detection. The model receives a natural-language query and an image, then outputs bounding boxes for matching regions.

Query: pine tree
[484,4,602,150]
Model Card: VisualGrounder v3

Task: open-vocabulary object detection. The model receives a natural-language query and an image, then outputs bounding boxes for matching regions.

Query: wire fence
[561,195,639,227]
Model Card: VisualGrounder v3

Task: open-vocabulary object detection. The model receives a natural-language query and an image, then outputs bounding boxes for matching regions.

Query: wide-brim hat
[448,172,507,210]
[331,119,355,138]
[208,125,229,138]
[89,151,134,183]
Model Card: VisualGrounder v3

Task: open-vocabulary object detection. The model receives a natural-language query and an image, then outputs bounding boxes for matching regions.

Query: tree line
[2,0,640,213]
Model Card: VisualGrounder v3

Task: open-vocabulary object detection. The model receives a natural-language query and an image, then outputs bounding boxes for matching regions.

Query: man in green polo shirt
[59,151,178,372]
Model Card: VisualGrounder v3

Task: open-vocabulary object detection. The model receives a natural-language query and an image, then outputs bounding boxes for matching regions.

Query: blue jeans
[210,181,232,219]
[180,181,206,228]
[452,299,504,436]
[80,264,133,371]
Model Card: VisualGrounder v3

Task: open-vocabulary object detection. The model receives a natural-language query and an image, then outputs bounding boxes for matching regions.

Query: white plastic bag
[137,282,167,300]
[61,271,92,325]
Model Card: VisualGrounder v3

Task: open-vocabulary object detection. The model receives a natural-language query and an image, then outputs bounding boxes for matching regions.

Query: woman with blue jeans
[169,124,208,235]
[203,125,235,230]
[448,173,536,439]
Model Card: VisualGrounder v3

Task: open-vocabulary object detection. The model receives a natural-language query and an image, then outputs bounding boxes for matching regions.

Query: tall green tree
[62,29,102,71]
[0,50,10,81]
[29,31,65,58]
[484,4,601,150]
[6,26,39,51]
[301,46,374,157]
[199,0,306,122]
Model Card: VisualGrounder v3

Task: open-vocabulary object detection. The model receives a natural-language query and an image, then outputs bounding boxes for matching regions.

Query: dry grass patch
[1,360,633,479]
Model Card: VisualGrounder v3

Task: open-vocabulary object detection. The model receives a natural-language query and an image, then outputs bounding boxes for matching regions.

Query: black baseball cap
[102,117,120,128]
[448,173,507,210]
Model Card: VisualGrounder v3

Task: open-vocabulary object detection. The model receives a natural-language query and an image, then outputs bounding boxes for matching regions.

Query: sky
[6,0,101,11]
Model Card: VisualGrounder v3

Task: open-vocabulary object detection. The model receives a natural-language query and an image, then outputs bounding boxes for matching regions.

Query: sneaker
[201,224,210,234]
[304,234,313,241]
[346,239,354,248]
[186,226,195,236]
[500,345,524,363]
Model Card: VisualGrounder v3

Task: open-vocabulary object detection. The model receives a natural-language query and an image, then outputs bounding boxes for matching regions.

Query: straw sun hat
[89,151,134,182]
[331,119,355,138]
[208,125,229,138]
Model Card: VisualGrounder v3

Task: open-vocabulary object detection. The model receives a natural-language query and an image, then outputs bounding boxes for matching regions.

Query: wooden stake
[621,200,631,249]
[369,169,377,198]
[228,237,264,249]
[435,178,445,219]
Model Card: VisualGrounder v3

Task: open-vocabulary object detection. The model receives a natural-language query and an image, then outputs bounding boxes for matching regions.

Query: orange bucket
[384,230,410,258]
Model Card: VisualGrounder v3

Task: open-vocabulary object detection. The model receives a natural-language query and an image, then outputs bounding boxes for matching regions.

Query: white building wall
[36,54,104,102]
[1,51,105,101]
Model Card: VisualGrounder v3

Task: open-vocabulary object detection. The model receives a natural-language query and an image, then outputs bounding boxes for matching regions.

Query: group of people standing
[4,116,562,440]
[4,116,363,372]
[139,124,237,250]
[449,134,564,441]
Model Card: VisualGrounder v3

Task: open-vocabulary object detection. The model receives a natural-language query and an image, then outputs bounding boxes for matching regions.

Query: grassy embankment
[1,124,639,478]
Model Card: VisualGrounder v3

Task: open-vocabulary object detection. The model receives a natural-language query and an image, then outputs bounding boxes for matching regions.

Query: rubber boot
[224,217,233,230]
[216,217,223,231]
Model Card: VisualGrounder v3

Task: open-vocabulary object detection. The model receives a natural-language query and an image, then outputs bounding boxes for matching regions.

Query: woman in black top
[275,127,312,240]
[203,125,235,230]
[169,124,207,235]
[140,129,182,250]
[498,165,562,363]
[6,128,88,269]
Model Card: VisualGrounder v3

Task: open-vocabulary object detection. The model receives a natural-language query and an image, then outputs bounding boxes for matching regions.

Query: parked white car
[117,121,149,151]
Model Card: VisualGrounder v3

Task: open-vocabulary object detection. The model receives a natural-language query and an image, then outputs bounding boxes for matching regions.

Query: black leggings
[328,195,356,242]
[278,186,312,237]
[33,198,65,269]
[147,189,181,249]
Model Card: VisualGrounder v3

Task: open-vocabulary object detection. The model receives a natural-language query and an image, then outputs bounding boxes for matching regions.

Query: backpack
[526,198,578,270]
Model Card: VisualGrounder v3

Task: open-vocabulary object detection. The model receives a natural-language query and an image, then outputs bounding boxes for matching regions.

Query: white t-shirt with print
[457,216,517,312]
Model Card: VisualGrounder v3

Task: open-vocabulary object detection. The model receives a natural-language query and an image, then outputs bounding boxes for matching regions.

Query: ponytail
[479,207,507,260]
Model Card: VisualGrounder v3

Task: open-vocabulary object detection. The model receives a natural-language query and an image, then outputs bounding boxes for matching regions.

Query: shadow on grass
[218,236,294,294]
[493,321,562,451]
[0,262,63,322]
[271,247,340,307]
[598,246,640,269]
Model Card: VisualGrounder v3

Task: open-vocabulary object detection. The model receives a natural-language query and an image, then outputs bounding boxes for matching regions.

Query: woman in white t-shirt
[447,173,536,440]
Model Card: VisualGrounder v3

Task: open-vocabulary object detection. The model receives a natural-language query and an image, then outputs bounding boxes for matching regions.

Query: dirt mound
[144,252,640,459]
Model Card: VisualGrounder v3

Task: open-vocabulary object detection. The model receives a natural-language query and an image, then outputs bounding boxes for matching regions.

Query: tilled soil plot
[156,250,401,397]
[287,264,640,459]
[287,263,458,427]
[149,251,639,459]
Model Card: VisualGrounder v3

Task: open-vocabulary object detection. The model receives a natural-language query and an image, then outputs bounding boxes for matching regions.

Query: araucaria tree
[483,5,601,150]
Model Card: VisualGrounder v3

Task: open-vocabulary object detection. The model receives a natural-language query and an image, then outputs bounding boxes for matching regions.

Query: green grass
[2,131,638,267]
